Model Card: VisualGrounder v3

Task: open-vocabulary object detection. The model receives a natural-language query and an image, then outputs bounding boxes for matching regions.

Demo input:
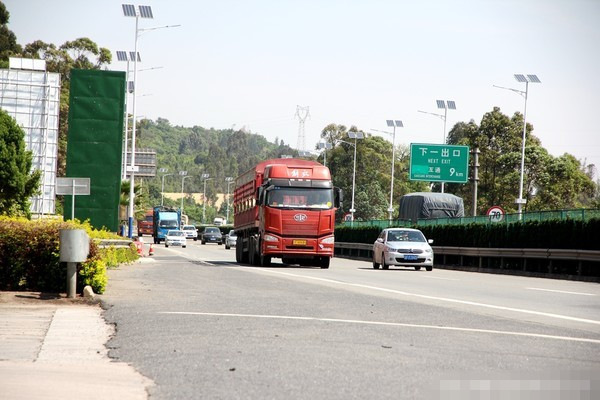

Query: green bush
[0,216,138,294]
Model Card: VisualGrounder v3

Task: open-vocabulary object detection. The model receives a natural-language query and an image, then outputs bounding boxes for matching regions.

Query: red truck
[137,209,154,236]
[233,158,342,268]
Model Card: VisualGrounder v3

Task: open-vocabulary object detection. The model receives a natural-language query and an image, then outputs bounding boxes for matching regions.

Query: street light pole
[181,175,191,214]
[225,177,234,224]
[493,74,541,219]
[418,100,456,193]
[201,174,213,224]
[338,131,364,225]
[385,120,403,221]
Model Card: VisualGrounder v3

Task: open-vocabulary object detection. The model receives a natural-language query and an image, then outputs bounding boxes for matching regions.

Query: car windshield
[183,226,195,230]
[228,230,236,236]
[205,228,220,234]
[168,231,184,237]
[267,187,333,209]
[387,230,425,242]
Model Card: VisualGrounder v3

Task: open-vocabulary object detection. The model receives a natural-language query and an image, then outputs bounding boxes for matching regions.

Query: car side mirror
[428,239,434,244]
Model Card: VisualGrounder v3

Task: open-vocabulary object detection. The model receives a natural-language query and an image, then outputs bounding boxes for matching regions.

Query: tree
[0,2,22,68]
[0,110,41,216]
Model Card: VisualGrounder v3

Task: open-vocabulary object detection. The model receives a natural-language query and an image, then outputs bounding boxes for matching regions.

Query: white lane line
[526,287,597,297]
[238,267,600,326]
[421,276,459,281]
[158,311,600,345]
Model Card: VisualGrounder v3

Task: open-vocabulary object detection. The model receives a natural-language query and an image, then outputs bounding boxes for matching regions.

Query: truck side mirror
[334,187,343,209]
[257,187,264,205]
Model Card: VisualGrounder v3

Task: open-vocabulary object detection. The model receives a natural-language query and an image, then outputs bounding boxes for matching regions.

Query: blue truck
[152,206,182,244]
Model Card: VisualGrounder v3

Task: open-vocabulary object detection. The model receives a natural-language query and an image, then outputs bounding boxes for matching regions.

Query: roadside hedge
[0,217,138,294]
[335,218,600,251]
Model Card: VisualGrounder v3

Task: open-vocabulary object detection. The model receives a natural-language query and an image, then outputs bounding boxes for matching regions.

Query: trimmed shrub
[0,216,138,294]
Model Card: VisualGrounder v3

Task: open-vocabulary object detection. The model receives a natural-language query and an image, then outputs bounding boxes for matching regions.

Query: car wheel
[165,243,169,248]
[414,266,421,271]
[225,244,230,249]
[193,238,197,241]
[183,245,186,248]
[426,266,433,271]
[202,240,206,245]
[372,253,380,269]
[381,253,389,270]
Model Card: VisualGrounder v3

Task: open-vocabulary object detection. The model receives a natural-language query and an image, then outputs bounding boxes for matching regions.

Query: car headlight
[384,245,396,252]
[425,248,432,253]
[321,236,335,244]
[263,234,279,242]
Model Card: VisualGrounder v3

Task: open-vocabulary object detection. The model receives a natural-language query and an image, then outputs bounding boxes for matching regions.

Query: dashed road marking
[526,287,597,296]
[158,311,600,344]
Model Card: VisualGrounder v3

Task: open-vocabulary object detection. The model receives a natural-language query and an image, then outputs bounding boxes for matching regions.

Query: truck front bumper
[261,234,334,257]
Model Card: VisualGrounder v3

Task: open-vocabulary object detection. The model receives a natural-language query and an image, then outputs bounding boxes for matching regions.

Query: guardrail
[334,242,600,281]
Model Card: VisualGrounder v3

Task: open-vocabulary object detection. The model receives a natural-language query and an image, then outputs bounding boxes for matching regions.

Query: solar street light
[385,120,403,221]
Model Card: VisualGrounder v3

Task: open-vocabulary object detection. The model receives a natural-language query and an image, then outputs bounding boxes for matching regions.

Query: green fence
[340,208,600,229]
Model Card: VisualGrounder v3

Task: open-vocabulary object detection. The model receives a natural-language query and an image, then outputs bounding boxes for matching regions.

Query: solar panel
[122,4,136,17]
[514,74,527,82]
[386,120,394,127]
[527,74,541,83]
[116,51,128,61]
[436,100,446,109]
[139,5,154,19]
[129,52,141,62]
[395,120,404,127]
[447,101,456,110]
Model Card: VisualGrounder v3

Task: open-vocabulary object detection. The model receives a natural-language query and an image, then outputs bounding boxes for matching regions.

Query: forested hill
[137,118,299,194]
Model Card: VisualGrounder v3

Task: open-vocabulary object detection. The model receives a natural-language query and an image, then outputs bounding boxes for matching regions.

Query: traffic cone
[148,243,154,256]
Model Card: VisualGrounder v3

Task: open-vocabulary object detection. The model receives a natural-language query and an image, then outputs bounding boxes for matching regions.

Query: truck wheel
[235,237,242,263]
[381,254,389,270]
[319,257,330,269]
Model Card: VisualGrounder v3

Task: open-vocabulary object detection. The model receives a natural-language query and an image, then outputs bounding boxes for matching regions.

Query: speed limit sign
[486,206,505,223]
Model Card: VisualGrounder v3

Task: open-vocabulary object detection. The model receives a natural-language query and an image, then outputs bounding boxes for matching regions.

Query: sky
[5,0,600,176]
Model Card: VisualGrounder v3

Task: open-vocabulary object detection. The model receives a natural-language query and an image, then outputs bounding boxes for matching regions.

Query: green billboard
[409,143,470,183]
[64,69,125,231]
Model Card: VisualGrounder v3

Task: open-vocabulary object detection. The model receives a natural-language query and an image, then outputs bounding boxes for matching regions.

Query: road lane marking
[239,267,600,326]
[158,311,600,345]
[525,287,597,296]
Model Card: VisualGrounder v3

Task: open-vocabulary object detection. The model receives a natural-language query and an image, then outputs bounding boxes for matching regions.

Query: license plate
[293,240,307,245]
[404,254,418,260]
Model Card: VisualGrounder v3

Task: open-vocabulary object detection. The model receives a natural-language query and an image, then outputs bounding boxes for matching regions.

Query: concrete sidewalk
[0,291,153,400]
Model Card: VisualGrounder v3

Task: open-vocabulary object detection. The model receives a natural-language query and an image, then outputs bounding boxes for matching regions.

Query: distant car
[224,229,237,249]
[201,226,223,245]
[182,225,198,241]
[372,228,433,271]
[165,230,187,248]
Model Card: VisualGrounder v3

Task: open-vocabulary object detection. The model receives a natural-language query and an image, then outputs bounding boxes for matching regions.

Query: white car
[165,230,187,248]
[182,225,198,241]
[224,230,237,249]
[372,228,433,271]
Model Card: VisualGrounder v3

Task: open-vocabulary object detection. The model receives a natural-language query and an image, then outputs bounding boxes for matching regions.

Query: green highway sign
[409,143,470,183]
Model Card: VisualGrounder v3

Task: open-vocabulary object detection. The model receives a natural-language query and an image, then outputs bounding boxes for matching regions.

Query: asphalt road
[102,241,600,399]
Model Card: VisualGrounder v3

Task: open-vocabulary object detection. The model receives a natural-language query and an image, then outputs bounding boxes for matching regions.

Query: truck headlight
[263,234,279,242]
[321,236,335,244]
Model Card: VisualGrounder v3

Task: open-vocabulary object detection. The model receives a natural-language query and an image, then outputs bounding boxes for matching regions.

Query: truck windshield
[267,187,333,209]
[159,220,179,229]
